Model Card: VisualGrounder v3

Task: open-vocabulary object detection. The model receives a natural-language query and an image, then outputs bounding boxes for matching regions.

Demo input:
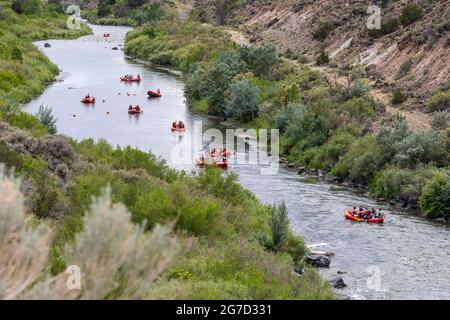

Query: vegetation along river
[24,24,450,300]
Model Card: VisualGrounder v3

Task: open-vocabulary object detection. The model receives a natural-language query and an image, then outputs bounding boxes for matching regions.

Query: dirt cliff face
[193,0,449,108]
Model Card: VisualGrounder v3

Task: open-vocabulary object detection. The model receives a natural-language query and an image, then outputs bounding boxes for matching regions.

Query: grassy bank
[0,1,334,299]
[124,17,450,221]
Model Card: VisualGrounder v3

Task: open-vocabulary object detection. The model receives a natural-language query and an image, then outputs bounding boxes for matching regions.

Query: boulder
[297,166,307,175]
[112,47,118,50]
[330,277,347,289]
[287,163,296,168]
[44,43,51,48]
[305,255,331,268]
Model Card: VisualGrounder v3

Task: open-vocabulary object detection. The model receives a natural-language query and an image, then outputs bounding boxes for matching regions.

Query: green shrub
[12,0,42,15]
[331,135,382,181]
[36,104,57,134]
[313,21,335,40]
[283,112,330,160]
[392,90,406,105]
[396,59,414,79]
[427,89,450,112]
[316,50,329,65]
[432,112,450,131]
[273,103,305,134]
[400,4,423,26]
[300,129,358,169]
[0,141,24,170]
[11,46,23,62]
[226,80,260,122]
[419,172,450,219]
[131,185,176,229]
[270,202,290,250]
[371,166,438,203]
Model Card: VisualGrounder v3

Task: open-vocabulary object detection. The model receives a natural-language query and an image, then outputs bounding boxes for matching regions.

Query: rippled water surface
[25,25,450,300]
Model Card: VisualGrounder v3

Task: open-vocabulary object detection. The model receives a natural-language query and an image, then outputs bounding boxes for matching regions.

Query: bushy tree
[11,46,23,62]
[419,173,450,219]
[273,103,306,134]
[270,202,290,249]
[377,119,410,161]
[36,104,57,134]
[313,21,334,40]
[238,45,280,79]
[226,80,260,122]
[11,0,42,14]
[135,3,165,25]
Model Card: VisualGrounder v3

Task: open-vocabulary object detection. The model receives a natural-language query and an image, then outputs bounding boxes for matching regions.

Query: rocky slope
[192,0,449,109]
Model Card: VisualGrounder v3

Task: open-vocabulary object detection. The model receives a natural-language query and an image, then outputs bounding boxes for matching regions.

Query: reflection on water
[24,24,450,300]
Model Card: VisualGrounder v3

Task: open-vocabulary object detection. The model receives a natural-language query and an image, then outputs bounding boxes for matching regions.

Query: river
[24,24,450,300]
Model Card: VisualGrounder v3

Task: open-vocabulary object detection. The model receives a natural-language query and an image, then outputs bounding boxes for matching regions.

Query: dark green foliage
[400,4,423,26]
[135,3,165,25]
[126,0,145,9]
[313,21,335,40]
[270,202,290,249]
[377,120,449,167]
[185,45,279,116]
[238,45,280,79]
[316,50,329,65]
[419,173,450,219]
[36,104,57,134]
[226,80,260,122]
[190,8,208,23]
[0,141,24,170]
[396,59,414,79]
[97,1,112,17]
[11,46,23,62]
[432,112,450,131]
[273,103,305,134]
[11,0,42,14]
[30,170,61,218]
[392,90,406,105]
[331,136,383,182]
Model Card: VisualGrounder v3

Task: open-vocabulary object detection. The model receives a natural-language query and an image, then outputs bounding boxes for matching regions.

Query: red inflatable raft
[121,77,141,82]
[103,33,110,38]
[195,158,228,169]
[148,90,162,98]
[344,210,384,224]
[128,108,143,115]
[81,97,95,104]
[171,127,186,132]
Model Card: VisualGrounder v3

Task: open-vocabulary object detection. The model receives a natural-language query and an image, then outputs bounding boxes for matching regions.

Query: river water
[24,25,450,300]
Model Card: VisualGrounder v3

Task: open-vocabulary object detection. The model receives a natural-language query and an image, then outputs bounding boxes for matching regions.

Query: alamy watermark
[66,5,81,30]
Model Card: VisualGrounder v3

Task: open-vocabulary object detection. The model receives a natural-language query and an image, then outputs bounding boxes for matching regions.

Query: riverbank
[0,6,334,299]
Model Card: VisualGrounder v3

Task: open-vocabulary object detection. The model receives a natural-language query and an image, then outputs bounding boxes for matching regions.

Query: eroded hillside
[192,0,449,108]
